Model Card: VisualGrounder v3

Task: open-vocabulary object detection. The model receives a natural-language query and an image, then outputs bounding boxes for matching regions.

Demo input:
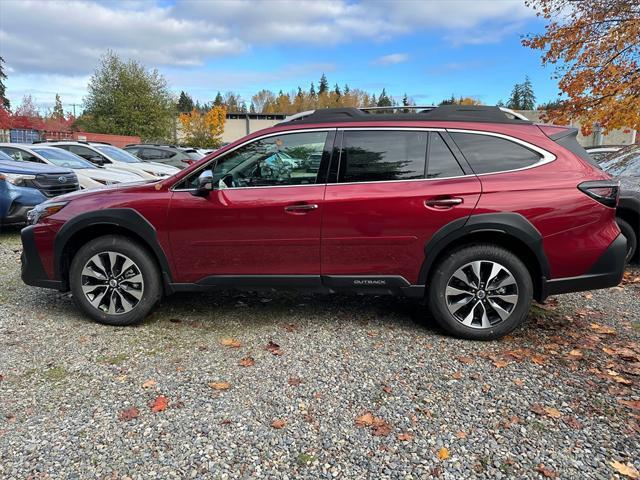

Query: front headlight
[27,201,68,225]
[93,178,120,185]
[0,172,36,186]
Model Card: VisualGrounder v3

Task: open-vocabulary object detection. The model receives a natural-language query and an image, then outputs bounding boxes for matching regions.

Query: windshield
[94,145,141,163]
[600,145,640,176]
[32,148,96,169]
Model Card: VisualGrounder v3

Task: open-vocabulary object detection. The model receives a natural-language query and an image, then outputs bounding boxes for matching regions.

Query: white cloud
[372,53,409,66]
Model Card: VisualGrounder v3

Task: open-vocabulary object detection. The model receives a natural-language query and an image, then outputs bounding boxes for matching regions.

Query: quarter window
[339,131,427,183]
[427,133,464,178]
[450,132,542,174]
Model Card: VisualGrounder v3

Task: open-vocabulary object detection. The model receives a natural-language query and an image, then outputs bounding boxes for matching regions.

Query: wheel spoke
[470,261,482,287]
[487,298,512,321]
[480,302,491,329]
[451,270,473,288]
[486,262,503,286]
[461,301,480,326]
[82,265,107,282]
[487,293,518,305]
[448,295,475,314]
[88,287,108,308]
[446,285,474,297]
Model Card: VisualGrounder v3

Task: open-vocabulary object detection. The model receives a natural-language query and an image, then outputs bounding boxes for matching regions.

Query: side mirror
[191,175,213,197]
[89,156,105,166]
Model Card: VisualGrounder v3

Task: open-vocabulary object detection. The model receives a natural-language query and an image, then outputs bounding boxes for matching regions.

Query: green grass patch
[296,453,316,467]
[97,353,129,366]
[44,366,68,382]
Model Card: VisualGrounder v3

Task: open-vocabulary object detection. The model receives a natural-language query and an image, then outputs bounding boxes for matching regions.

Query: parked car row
[1,141,181,226]
[19,105,631,341]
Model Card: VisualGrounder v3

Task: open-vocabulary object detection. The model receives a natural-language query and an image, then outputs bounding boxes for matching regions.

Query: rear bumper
[543,233,626,297]
[21,225,62,290]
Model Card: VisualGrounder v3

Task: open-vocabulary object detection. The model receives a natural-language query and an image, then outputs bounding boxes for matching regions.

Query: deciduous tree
[523,0,640,133]
[0,56,9,110]
[179,105,226,148]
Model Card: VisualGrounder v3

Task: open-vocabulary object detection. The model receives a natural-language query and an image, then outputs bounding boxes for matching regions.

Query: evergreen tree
[309,82,316,98]
[52,93,64,119]
[0,56,9,110]
[377,88,392,107]
[520,76,536,110]
[213,91,224,107]
[343,84,350,95]
[177,91,194,113]
[249,102,256,113]
[507,83,522,110]
[334,83,341,97]
[496,99,505,107]
[439,95,457,105]
[318,73,329,95]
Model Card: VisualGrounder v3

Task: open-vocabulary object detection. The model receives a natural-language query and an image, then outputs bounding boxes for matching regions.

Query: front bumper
[21,225,63,290]
[544,233,627,297]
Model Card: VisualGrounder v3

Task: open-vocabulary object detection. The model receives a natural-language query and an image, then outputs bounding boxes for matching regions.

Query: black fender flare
[418,212,550,287]
[54,208,173,289]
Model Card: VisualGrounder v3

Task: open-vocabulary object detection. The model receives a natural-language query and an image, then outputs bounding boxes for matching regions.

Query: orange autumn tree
[523,0,640,134]
[179,105,226,148]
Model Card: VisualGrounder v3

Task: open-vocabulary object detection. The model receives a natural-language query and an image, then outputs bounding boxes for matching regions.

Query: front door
[321,129,482,285]
[168,130,334,283]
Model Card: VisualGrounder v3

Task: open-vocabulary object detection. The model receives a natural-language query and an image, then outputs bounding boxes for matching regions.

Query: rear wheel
[617,217,637,264]
[69,235,162,326]
[427,244,533,340]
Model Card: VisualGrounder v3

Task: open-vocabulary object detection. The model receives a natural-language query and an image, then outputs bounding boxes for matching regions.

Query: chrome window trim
[172,126,557,191]
[446,128,556,176]
[171,128,335,192]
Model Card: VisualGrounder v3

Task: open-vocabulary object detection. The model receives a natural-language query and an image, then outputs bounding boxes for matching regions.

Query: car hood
[81,168,140,183]
[0,159,73,175]
[47,179,154,203]
[142,161,181,175]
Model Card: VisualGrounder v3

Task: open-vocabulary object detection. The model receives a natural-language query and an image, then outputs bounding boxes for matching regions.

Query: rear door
[321,129,482,285]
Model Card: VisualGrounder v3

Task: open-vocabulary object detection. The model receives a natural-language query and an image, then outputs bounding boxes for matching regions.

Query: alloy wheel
[80,251,144,315]
[445,260,519,329]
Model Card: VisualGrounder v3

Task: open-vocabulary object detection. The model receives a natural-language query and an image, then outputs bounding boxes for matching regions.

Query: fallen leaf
[492,359,511,368]
[531,354,548,365]
[589,323,616,335]
[118,407,139,421]
[563,416,583,430]
[584,293,593,300]
[618,399,640,410]
[372,420,392,436]
[288,377,302,386]
[437,447,450,460]
[220,338,241,348]
[535,464,558,478]
[530,403,546,416]
[382,385,392,393]
[543,406,562,419]
[271,419,286,429]
[514,379,525,386]
[457,356,474,365]
[238,357,255,367]
[283,323,298,332]
[452,371,462,380]
[456,430,467,439]
[151,395,168,413]
[356,412,375,427]
[266,341,283,356]
[610,460,640,479]
[397,432,414,441]
[219,419,232,425]
[567,349,583,360]
[142,379,157,389]
[209,381,230,390]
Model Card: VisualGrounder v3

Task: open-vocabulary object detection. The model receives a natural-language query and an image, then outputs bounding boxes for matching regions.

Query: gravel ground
[1,228,639,479]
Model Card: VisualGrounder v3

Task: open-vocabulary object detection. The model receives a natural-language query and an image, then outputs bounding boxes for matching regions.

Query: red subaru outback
[20,106,626,340]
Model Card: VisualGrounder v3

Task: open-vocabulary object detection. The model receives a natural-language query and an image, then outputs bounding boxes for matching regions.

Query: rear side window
[427,133,464,178]
[339,130,427,183]
[450,132,542,174]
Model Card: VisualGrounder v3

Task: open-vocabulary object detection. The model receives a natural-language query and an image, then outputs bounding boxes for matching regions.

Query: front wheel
[69,235,162,326]
[427,244,533,340]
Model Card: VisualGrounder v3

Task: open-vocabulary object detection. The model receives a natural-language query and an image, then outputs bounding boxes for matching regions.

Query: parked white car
[0,143,141,190]
[42,142,180,180]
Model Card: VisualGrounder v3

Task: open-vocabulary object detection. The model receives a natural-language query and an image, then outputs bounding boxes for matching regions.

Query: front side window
[205,131,329,189]
[450,132,542,174]
[0,147,39,163]
[94,145,141,163]
[32,148,96,169]
[339,130,427,183]
[67,145,110,163]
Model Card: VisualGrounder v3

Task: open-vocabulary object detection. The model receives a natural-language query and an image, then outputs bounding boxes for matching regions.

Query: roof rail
[278,105,532,126]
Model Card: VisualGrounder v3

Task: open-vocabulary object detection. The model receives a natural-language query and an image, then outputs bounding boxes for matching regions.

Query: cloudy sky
[0,0,559,113]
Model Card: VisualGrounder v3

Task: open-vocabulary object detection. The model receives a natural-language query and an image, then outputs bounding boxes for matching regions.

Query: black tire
[69,235,162,326]
[617,217,637,264]
[427,244,533,340]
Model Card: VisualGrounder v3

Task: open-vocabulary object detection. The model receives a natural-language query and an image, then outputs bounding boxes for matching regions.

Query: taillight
[578,180,619,208]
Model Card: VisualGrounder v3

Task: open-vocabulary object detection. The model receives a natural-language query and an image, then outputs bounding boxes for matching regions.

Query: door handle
[424,198,463,209]
[285,203,319,213]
